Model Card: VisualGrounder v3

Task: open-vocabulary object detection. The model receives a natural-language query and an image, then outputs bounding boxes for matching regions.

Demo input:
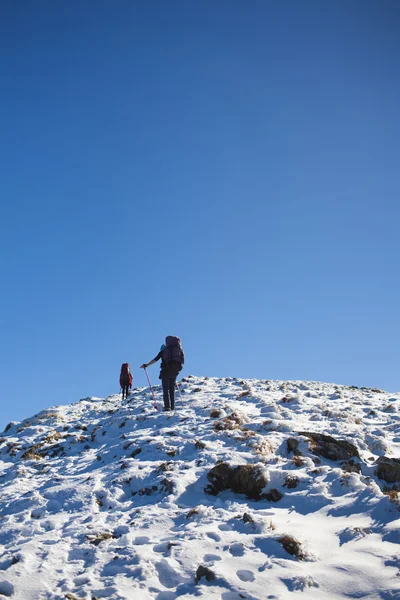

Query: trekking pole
[144,367,158,410]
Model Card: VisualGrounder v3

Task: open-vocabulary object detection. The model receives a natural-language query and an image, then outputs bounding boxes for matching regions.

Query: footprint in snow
[155,559,183,589]
[228,542,245,557]
[133,536,150,545]
[203,554,222,562]
[0,581,14,597]
[237,569,255,582]
[206,532,221,542]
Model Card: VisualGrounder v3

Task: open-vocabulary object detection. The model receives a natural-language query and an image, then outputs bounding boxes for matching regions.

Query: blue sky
[1,1,399,430]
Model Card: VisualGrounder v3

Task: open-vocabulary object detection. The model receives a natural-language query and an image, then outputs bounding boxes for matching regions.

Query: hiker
[120,363,133,400]
[140,336,184,411]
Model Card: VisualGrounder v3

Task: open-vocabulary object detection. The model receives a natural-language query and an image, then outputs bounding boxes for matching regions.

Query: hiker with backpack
[140,336,184,411]
[120,363,133,400]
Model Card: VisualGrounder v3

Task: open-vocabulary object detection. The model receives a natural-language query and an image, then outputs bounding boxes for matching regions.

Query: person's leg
[162,377,170,410]
[169,378,176,410]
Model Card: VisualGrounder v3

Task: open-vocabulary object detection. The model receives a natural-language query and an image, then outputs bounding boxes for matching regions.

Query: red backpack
[120,363,133,387]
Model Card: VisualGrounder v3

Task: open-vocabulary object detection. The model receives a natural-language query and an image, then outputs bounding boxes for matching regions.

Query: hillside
[0,377,399,600]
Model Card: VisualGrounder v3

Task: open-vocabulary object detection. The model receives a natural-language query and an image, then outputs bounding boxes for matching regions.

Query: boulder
[298,432,359,461]
[376,457,400,483]
[205,463,269,500]
[287,438,300,454]
[195,565,216,583]
[341,459,361,474]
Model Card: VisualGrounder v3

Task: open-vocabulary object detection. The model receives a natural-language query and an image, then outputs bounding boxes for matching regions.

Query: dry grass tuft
[214,411,247,432]
[284,474,299,489]
[383,486,399,502]
[253,438,274,456]
[278,535,307,560]
[87,532,116,546]
[42,431,62,444]
[293,455,306,468]
[210,408,222,418]
[21,444,44,460]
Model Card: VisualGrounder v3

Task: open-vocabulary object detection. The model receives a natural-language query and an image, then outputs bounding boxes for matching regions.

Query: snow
[0,377,399,599]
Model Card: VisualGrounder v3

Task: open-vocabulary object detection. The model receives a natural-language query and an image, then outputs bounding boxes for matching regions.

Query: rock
[160,478,174,494]
[138,487,154,496]
[287,438,300,454]
[242,512,254,524]
[341,459,361,474]
[376,457,400,483]
[195,440,206,450]
[265,488,283,502]
[205,463,232,495]
[205,463,269,500]
[87,532,116,546]
[299,432,360,461]
[131,447,142,458]
[195,565,216,583]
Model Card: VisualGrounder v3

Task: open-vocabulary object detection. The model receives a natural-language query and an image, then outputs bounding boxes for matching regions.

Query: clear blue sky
[1,1,399,430]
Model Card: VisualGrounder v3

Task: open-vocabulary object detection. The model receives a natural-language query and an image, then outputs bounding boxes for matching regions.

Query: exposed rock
[130,448,142,458]
[195,565,216,583]
[160,478,174,494]
[87,532,116,546]
[157,462,173,474]
[242,512,255,524]
[287,438,300,454]
[265,488,283,502]
[205,463,269,500]
[205,462,232,495]
[138,487,155,496]
[194,440,206,450]
[299,432,360,460]
[341,459,361,474]
[376,457,400,483]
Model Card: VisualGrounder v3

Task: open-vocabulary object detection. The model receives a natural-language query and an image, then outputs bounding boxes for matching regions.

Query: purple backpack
[163,336,184,364]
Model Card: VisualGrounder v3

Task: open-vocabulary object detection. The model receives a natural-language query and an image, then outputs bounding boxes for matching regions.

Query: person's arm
[140,351,163,369]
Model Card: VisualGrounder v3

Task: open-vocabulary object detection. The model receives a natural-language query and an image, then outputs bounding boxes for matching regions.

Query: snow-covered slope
[0,377,399,600]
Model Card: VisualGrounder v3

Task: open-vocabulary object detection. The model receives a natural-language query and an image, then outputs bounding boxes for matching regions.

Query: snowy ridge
[0,377,399,600]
